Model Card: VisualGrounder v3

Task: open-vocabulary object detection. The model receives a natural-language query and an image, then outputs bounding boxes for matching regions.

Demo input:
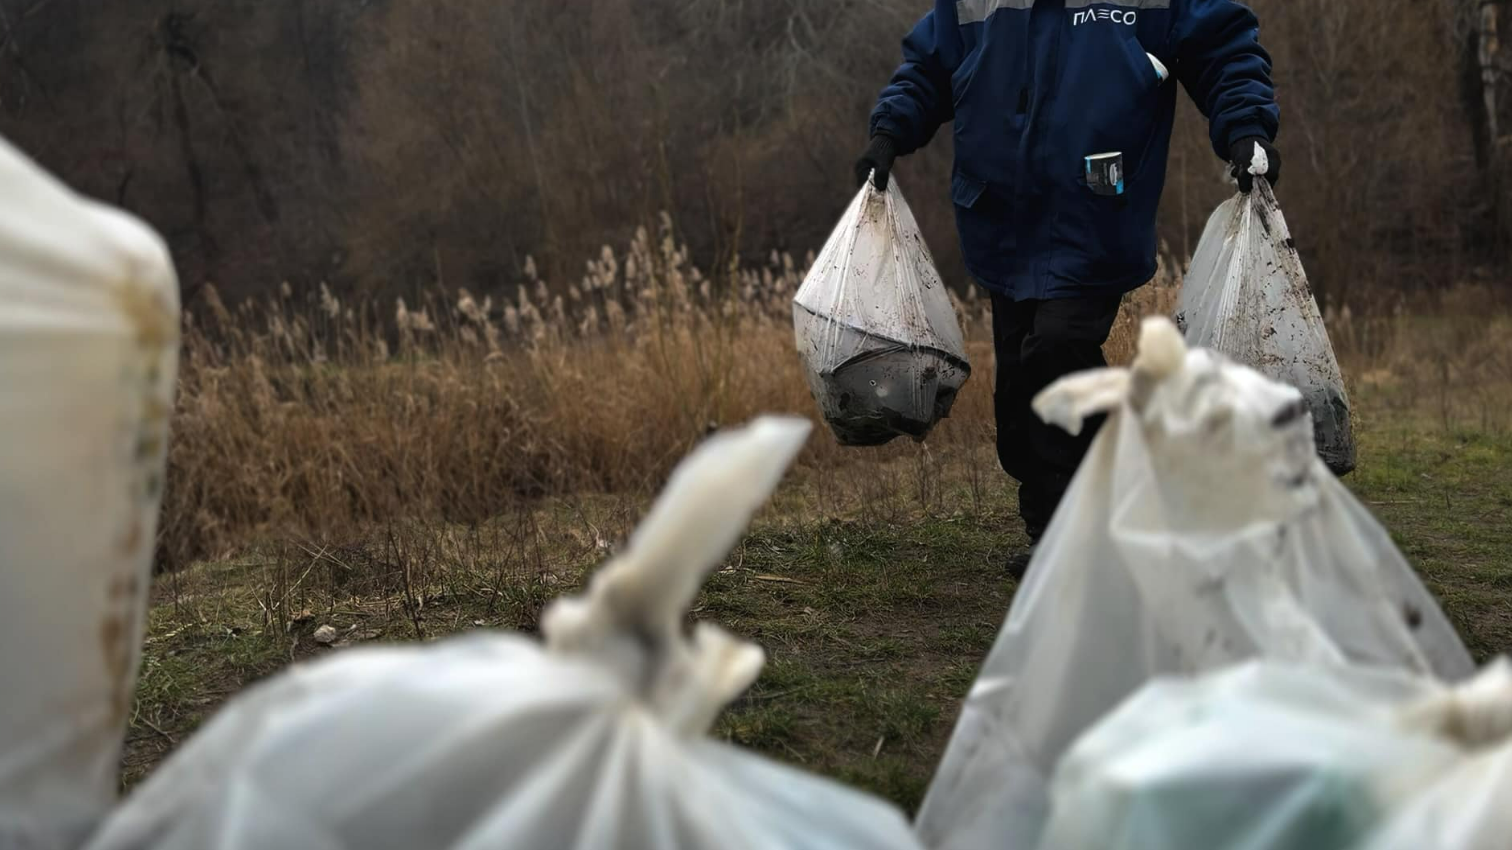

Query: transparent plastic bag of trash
[1041,657,1512,850]
[0,136,179,850]
[1175,167,1355,475]
[913,318,1473,850]
[85,417,926,850]
[793,176,969,446]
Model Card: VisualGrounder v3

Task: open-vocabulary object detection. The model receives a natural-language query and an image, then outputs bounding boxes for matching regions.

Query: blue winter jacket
[870,0,1278,300]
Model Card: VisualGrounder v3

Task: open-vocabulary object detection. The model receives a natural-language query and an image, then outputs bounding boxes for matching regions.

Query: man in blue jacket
[857,0,1280,568]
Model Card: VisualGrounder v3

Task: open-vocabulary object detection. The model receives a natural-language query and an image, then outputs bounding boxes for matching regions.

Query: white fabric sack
[1176,175,1355,475]
[793,177,969,446]
[1039,660,1481,850]
[0,136,180,849]
[913,318,1473,850]
[85,416,927,850]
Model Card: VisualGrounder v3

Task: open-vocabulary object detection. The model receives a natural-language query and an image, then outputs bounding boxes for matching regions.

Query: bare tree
[1,0,1505,303]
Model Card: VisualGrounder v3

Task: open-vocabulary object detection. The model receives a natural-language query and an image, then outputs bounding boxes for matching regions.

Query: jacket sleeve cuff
[869,114,915,155]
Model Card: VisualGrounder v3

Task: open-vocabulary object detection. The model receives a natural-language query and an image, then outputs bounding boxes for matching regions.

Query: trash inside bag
[86,417,927,850]
[793,177,969,446]
[0,136,180,850]
[1176,178,1355,475]
[1040,660,1483,850]
[913,318,1473,850]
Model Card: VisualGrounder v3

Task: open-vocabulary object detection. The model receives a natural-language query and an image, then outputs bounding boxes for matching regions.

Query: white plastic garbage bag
[1366,743,1512,850]
[85,416,927,850]
[1364,660,1512,850]
[0,137,180,849]
[1039,660,1489,850]
[913,318,1472,850]
[1176,172,1355,475]
[793,177,969,446]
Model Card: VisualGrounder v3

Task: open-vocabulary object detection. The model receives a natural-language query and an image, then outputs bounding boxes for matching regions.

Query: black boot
[1006,521,1044,580]
[1006,548,1034,580]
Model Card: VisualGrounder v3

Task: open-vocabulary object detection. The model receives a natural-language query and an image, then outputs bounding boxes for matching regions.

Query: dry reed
[164,213,1511,571]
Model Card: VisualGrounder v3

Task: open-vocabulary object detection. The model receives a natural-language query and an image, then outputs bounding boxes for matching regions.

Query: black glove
[1229,136,1280,193]
[854,135,898,191]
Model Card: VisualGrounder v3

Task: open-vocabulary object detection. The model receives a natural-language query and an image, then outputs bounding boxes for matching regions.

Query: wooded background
[1,0,1507,307]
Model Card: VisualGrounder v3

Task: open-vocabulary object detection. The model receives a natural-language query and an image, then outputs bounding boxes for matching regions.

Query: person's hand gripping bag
[84,417,928,850]
[1176,150,1355,475]
[0,136,179,850]
[913,318,1472,850]
[793,177,970,446]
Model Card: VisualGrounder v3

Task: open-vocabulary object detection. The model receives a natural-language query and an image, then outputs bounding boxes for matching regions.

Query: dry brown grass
[160,217,1183,569]
[1329,286,1512,434]
[162,210,1512,573]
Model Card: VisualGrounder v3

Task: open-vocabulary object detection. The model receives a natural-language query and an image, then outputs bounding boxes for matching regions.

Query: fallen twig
[139,716,177,746]
[753,574,808,585]
[747,686,812,703]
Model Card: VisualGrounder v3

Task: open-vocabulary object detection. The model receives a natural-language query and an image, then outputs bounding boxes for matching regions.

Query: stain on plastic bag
[1177,181,1355,475]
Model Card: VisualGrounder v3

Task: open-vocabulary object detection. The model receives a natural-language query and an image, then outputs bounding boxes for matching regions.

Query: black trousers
[991,290,1124,538]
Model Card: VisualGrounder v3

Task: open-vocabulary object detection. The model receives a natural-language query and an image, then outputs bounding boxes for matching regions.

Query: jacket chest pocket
[1053,24,1166,188]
